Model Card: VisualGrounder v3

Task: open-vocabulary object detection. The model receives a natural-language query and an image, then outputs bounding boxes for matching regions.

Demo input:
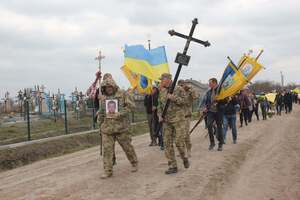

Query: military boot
[217,144,223,151]
[183,158,190,169]
[101,172,112,179]
[165,167,178,175]
[208,144,215,151]
[112,155,117,166]
[131,164,138,172]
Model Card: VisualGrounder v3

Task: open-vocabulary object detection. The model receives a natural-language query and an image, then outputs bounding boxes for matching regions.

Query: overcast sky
[1,0,299,98]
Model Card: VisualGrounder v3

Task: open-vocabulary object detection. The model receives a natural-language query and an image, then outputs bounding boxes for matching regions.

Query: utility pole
[280,71,284,87]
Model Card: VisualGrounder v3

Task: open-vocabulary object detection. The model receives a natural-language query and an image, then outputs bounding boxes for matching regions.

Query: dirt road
[1,106,299,200]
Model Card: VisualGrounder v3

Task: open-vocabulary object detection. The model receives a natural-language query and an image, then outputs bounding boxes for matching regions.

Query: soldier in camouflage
[97,76,138,179]
[178,80,198,158]
[158,73,190,174]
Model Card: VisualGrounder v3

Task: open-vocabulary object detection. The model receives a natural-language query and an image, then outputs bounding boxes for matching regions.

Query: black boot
[183,158,190,169]
[217,144,223,151]
[165,167,178,174]
[112,155,117,165]
[208,143,215,150]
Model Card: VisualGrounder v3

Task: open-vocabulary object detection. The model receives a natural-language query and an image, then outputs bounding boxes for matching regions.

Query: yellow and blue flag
[121,65,153,94]
[122,44,169,94]
[124,44,169,81]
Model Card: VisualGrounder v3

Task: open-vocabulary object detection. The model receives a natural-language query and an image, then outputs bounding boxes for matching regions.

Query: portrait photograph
[105,99,118,114]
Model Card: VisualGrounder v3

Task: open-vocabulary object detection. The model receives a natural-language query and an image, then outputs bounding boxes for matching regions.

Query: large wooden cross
[161,18,210,120]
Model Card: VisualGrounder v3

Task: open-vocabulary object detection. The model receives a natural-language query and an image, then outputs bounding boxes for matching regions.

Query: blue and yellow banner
[216,61,248,100]
[216,54,263,100]
[238,55,263,81]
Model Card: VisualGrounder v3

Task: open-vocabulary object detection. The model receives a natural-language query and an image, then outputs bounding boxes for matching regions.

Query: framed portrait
[105,99,118,115]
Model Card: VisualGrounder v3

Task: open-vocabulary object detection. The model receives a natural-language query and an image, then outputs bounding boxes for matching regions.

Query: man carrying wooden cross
[157,18,210,174]
[158,73,190,174]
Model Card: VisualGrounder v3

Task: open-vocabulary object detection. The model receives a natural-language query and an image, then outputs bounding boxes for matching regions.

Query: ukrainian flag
[124,45,169,81]
[121,65,153,94]
[122,44,169,94]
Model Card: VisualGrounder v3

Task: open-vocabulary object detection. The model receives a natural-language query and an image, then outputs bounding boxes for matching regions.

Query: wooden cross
[161,18,211,119]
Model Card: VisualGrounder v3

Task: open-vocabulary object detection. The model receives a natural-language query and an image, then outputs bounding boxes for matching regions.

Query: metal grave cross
[160,18,211,120]
[95,50,105,156]
[95,50,105,72]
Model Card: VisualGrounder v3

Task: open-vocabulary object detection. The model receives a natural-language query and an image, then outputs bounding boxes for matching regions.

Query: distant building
[185,78,208,98]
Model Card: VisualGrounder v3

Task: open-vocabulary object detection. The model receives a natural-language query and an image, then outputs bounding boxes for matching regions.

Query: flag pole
[255,49,264,61]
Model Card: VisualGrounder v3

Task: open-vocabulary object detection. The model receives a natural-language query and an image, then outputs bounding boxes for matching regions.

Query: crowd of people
[94,72,299,178]
[199,78,299,151]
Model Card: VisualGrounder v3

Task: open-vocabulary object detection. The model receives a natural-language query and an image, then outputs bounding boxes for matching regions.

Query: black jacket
[224,97,238,115]
[275,94,284,105]
[144,93,158,114]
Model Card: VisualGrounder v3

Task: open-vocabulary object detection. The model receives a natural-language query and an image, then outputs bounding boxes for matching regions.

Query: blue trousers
[223,114,237,142]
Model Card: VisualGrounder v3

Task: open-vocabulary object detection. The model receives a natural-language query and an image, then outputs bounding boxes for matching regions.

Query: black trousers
[206,111,224,146]
[261,107,267,120]
[240,108,250,126]
[276,104,283,115]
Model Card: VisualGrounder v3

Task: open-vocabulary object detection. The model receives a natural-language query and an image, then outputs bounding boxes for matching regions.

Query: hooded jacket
[98,78,135,134]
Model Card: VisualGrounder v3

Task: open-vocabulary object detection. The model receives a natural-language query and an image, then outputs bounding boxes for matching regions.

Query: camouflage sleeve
[122,91,135,115]
[172,87,185,105]
[157,91,164,117]
[97,95,105,124]
[191,87,198,100]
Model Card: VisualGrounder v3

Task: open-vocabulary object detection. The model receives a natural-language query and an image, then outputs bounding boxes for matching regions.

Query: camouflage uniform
[98,78,138,177]
[183,84,198,157]
[158,74,189,171]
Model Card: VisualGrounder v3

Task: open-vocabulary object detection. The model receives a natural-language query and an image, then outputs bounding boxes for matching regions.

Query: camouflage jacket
[158,85,186,123]
[98,79,135,135]
[183,86,198,117]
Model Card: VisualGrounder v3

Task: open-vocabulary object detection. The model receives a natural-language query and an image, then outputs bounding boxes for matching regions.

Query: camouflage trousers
[102,131,138,175]
[185,117,192,152]
[163,121,187,168]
